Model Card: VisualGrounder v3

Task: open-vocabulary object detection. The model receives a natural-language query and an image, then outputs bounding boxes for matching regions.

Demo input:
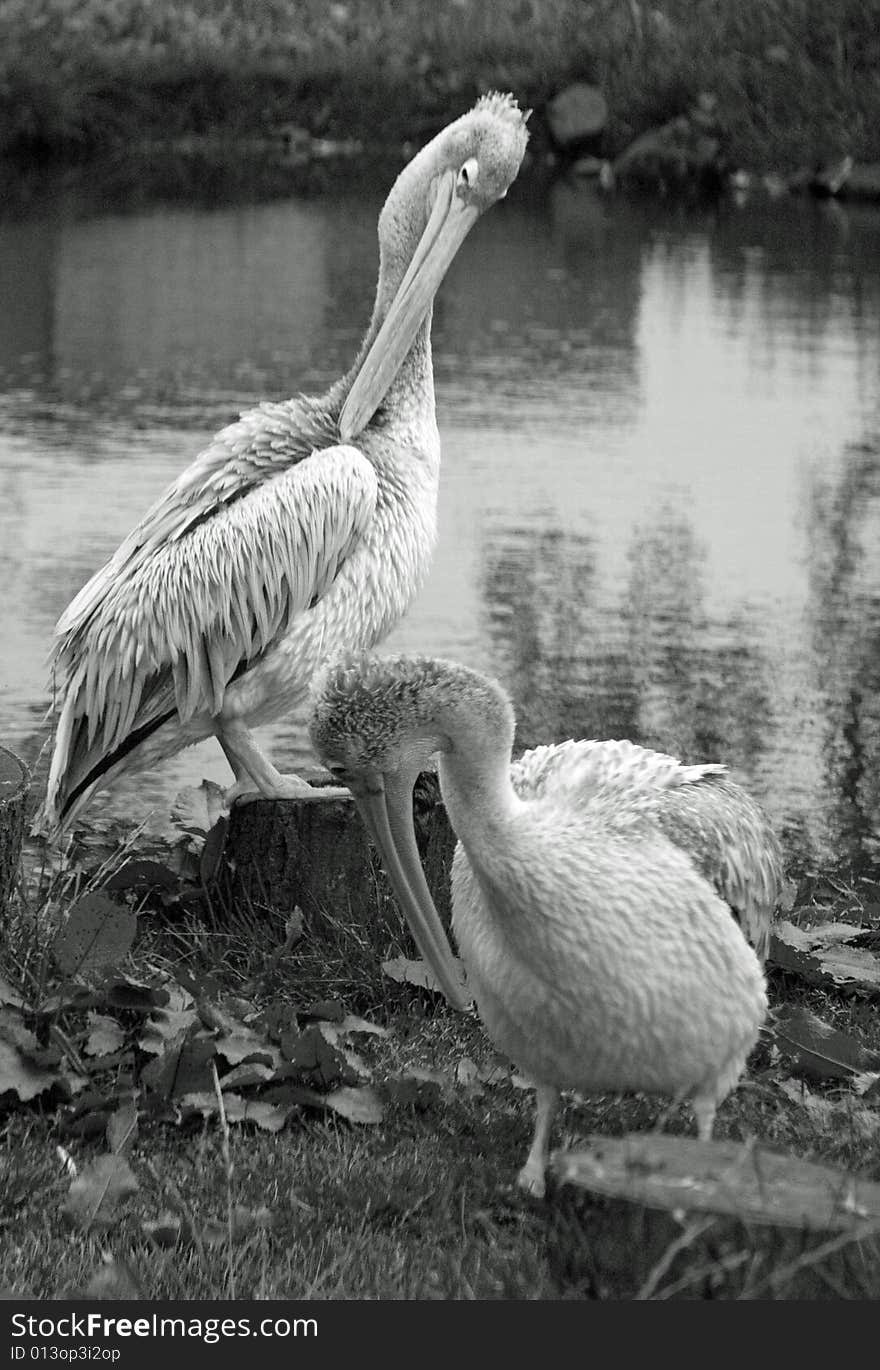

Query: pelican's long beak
[339,170,479,441]
[351,771,472,1012]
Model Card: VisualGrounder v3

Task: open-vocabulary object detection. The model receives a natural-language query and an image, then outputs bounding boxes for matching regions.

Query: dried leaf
[776,1078,880,1139]
[62,1153,139,1231]
[141,1035,216,1098]
[770,921,880,994]
[64,1110,111,1140]
[383,1075,441,1110]
[180,1091,291,1132]
[64,1256,144,1301]
[323,1085,384,1124]
[456,1056,482,1089]
[163,982,195,1013]
[138,1007,200,1055]
[170,780,227,836]
[226,1099,291,1132]
[102,980,168,1013]
[382,956,463,993]
[304,999,345,1023]
[213,1032,279,1069]
[200,1204,275,1247]
[771,1005,880,1082]
[0,1006,40,1055]
[318,1014,389,1046]
[56,1145,77,1176]
[107,1099,138,1154]
[0,974,25,1009]
[280,1023,352,1086]
[53,895,137,978]
[85,1013,125,1058]
[219,1062,276,1090]
[0,1038,57,1101]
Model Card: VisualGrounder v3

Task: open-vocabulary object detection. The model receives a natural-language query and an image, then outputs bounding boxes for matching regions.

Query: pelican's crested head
[380,92,530,250]
[309,651,514,780]
[339,94,529,440]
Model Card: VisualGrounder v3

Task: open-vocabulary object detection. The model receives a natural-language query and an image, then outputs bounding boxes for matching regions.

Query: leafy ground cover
[2,0,879,171]
[3,802,880,1300]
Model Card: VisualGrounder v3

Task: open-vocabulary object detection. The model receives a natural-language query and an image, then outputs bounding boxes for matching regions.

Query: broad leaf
[304,999,345,1023]
[64,1256,144,1301]
[107,1099,138,1154]
[62,1153,139,1231]
[771,1005,880,1082]
[0,1038,57,1101]
[141,1034,216,1098]
[180,1091,291,1132]
[382,955,467,995]
[0,974,25,1009]
[0,1007,40,1055]
[85,1012,125,1057]
[170,780,227,836]
[323,1085,384,1124]
[776,1078,880,1139]
[53,895,137,978]
[219,1062,276,1090]
[279,1023,353,1086]
[213,1031,279,1069]
[138,1007,201,1055]
[103,980,168,1012]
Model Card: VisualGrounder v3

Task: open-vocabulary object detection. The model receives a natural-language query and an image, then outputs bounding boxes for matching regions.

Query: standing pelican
[309,653,783,1198]
[34,95,529,837]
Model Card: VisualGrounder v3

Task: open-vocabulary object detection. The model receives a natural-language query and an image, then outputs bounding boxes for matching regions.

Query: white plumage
[35,94,529,837]
[309,652,783,1197]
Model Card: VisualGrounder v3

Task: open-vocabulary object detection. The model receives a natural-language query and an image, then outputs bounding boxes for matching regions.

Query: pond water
[2,160,880,873]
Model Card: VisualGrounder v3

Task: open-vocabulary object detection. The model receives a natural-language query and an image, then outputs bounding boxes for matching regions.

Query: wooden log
[221,769,457,953]
[0,744,29,921]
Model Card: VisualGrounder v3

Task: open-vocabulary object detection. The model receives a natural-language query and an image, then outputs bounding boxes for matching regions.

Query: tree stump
[0,745,29,920]
[221,770,457,956]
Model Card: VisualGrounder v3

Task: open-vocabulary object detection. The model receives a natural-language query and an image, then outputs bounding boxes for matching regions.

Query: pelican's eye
[457,158,479,191]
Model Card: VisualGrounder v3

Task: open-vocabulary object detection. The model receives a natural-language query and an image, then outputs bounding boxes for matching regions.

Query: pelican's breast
[227,429,441,726]
[449,802,767,1097]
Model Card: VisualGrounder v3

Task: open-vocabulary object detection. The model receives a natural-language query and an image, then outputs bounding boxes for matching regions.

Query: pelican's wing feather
[51,440,377,763]
[512,738,782,956]
[651,774,784,958]
[57,395,341,636]
[511,737,725,807]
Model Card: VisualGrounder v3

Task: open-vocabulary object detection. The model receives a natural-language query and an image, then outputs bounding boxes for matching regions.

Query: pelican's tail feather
[32,673,181,841]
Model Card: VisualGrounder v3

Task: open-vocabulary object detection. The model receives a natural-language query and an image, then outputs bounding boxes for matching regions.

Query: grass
[1,0,879,170]
[3,839,880,1301]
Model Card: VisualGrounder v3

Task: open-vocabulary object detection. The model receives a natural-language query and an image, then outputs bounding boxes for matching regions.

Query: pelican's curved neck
[436,703,519,848]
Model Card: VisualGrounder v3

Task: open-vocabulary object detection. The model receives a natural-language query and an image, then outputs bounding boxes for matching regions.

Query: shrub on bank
[1,0,879,171]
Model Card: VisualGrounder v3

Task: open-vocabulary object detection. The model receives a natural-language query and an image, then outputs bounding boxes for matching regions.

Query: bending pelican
[35,95,529,837]
[309,653,782,1197]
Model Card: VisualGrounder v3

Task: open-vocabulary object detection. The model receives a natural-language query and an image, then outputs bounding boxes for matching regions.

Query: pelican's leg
[517,1083,558,1199]
[692,1095,717,1142]
[216,720,349,804]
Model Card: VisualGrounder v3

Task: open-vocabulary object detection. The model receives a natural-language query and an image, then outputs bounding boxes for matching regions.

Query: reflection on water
[2,164,880,873]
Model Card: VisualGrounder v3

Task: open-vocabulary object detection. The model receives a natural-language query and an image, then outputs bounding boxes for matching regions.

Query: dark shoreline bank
[2,1,879,178]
